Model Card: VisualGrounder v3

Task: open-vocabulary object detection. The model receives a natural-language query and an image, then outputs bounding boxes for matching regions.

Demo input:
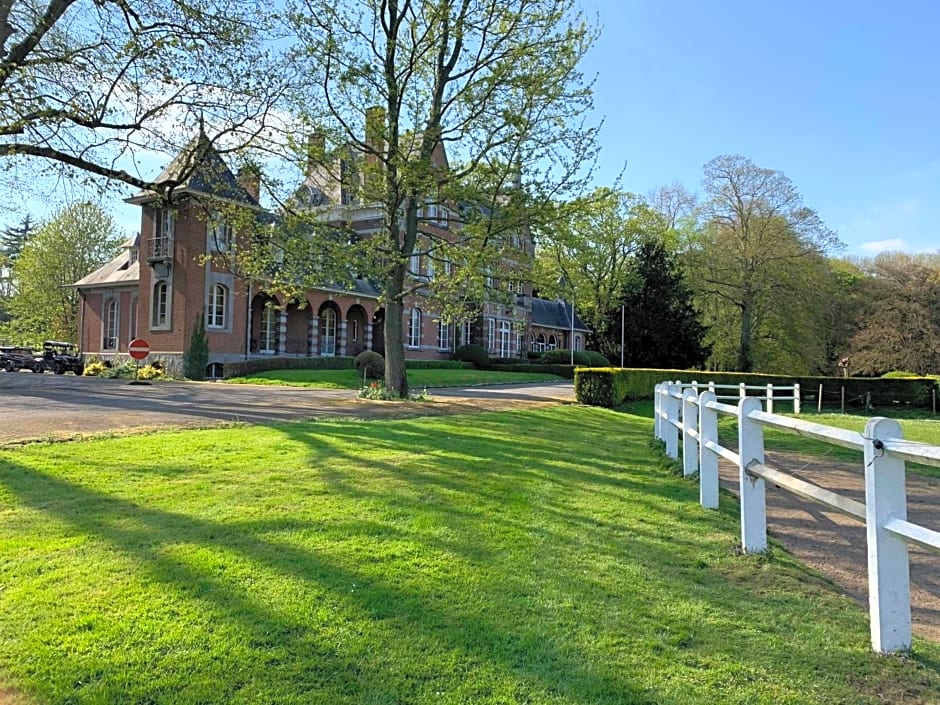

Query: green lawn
[624,399,940,475]
[2,406,940,704]
[224,368,563,389]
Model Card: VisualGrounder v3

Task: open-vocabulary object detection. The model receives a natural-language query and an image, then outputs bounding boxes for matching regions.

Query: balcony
[147,237,174,263]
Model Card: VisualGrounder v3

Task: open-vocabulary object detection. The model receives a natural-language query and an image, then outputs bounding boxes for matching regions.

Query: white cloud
[861,238,910,253]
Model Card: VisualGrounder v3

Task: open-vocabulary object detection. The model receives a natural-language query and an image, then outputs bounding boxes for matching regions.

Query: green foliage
[354,350,385,379]
[183,315,209,381]
[223,355,356,378]
[453,343,489,368]
[487,363,574,379]
[540,348,591,365]
[584,351,610,366]
[882,370,923,379]
[82,360,109,377]
[225,368,562,389]
[3,203,121,342]
[136,364,165,381]
[574,367,939,409]
[0,214,34,263]
[618,238,709,369]
[404,359,471,370]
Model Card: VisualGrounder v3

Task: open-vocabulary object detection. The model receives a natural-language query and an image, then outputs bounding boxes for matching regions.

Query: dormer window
[156,208,174,241]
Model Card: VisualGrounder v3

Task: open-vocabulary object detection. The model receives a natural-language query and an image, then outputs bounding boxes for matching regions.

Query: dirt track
[718,450,940,643]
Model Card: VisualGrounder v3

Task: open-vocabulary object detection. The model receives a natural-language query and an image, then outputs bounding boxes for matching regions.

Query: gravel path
[718,451,940,642]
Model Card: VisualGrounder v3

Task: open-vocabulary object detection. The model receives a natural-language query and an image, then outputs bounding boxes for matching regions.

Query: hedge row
[486,363,576,380]
[573,368,938,409]
[223,356,472,378]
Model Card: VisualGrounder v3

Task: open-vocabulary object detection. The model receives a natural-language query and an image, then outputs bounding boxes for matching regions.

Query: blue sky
[10,1,939,258]
[582,0,940,256]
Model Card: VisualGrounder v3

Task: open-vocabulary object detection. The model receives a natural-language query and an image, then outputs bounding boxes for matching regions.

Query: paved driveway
[0,372,575,444]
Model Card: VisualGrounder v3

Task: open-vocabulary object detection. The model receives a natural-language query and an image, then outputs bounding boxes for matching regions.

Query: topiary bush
[540,348,592,366]
[354,350,385,379]
[585,351,610,366]
[453,343,489,368]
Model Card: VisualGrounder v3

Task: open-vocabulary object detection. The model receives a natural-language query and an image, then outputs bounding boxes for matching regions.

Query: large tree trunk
[384,262,409,397]
[737,300,754,372]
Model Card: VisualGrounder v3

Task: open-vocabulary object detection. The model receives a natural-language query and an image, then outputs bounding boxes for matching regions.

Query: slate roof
[73,242,140,288]
[127,132,259,207]
[530,297,589,332]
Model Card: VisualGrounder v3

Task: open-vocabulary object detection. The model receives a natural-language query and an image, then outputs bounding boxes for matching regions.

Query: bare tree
[0,0,289,196]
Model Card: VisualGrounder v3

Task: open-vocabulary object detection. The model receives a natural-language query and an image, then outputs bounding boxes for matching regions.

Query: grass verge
[223,368,563,389]
[2,406,940,704]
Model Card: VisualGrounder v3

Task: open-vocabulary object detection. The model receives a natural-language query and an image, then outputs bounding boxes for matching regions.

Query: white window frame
[260,306,277,354]
[499,320,511,358]
[487,318,495,352]
[461,321,472,346]
[208,213,233,253]
[151,280,169,329]
[437,320,450,350]
[321,307,337,356]
[207,283,228,329]
[103,298,119,350]
[408,308,422,348]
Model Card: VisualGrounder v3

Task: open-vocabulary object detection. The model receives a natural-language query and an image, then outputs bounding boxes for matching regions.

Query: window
[103,299,118,350]
[151,281,168,327]
[207,283,228,328]
[535,333,546,353]
[575,334,583,352]
[425,256,434,280]
[260,306,277,353]
[409,251,420,277]
[499,320,511,358]
[437,320,450,350]
[461,321,472,346]
[548,334,557,350]
[156,208,174,240]
[487,318,495,352]
[408,308,422,348]
[321,307,336,355]
[350,319,360,343]
[209,214,233,253]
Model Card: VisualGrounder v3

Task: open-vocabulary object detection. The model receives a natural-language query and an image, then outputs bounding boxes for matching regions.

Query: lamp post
[558,274,574,365]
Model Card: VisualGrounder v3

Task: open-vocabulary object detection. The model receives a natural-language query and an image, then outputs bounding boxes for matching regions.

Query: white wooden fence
[654,381,940,654]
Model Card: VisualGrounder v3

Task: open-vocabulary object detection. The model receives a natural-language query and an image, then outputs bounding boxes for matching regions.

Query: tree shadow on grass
[0,462,664,705]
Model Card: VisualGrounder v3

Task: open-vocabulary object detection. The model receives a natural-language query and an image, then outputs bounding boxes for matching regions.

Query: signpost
[128,338,150,384]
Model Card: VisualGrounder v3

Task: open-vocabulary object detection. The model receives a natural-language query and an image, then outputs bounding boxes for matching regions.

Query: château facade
[74,127,589,377]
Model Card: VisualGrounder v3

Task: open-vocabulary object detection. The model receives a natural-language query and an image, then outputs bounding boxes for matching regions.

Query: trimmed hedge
[224,356,356,378]
[574,367,939,409]
[224,356,472,378]
[540,349,592,366]
[488,363,575,380]
[405,359,473,370]
[453,344,489,368]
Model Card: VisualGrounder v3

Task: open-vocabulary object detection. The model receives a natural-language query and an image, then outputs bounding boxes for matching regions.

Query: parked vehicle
[0,346,45,373]
[41,341,84,375]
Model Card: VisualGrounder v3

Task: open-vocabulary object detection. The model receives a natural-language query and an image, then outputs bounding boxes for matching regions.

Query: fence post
[739,382,746,400]
[863,417,911,654]
[818,383,823,413]
[691,380,699,395]
[664,383,680,459]
[841,386,845,414]
[654,384,662,440]
[794,383,801,414]
[682,389,698,477]
[708,381,716,394]
[698,391,719,509]
[766,383,774,414]
[738,397,767,553]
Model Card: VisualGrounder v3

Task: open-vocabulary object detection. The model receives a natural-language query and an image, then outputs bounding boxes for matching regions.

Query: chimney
[306,131,326,177]
[236,165,261,203]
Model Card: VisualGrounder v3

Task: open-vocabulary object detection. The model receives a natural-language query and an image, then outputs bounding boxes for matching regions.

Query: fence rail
[654,380,940,654]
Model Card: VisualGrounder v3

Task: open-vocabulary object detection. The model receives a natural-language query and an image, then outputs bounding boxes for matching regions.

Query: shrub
[223,356,355,378]
[453,343,489,368]
[183,314,209,381]
[136,364,165,381]
[585,351,610,366]
[882,370,922,378]
[405,359,472,369]
[355,350,385,379]
[82,360,109,377]
[540,349,592,366]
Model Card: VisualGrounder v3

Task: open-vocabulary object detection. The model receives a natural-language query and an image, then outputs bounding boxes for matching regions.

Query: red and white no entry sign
[128,338,150,360]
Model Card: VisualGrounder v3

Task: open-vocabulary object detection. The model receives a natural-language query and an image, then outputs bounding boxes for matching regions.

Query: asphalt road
[0,372,575,444]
